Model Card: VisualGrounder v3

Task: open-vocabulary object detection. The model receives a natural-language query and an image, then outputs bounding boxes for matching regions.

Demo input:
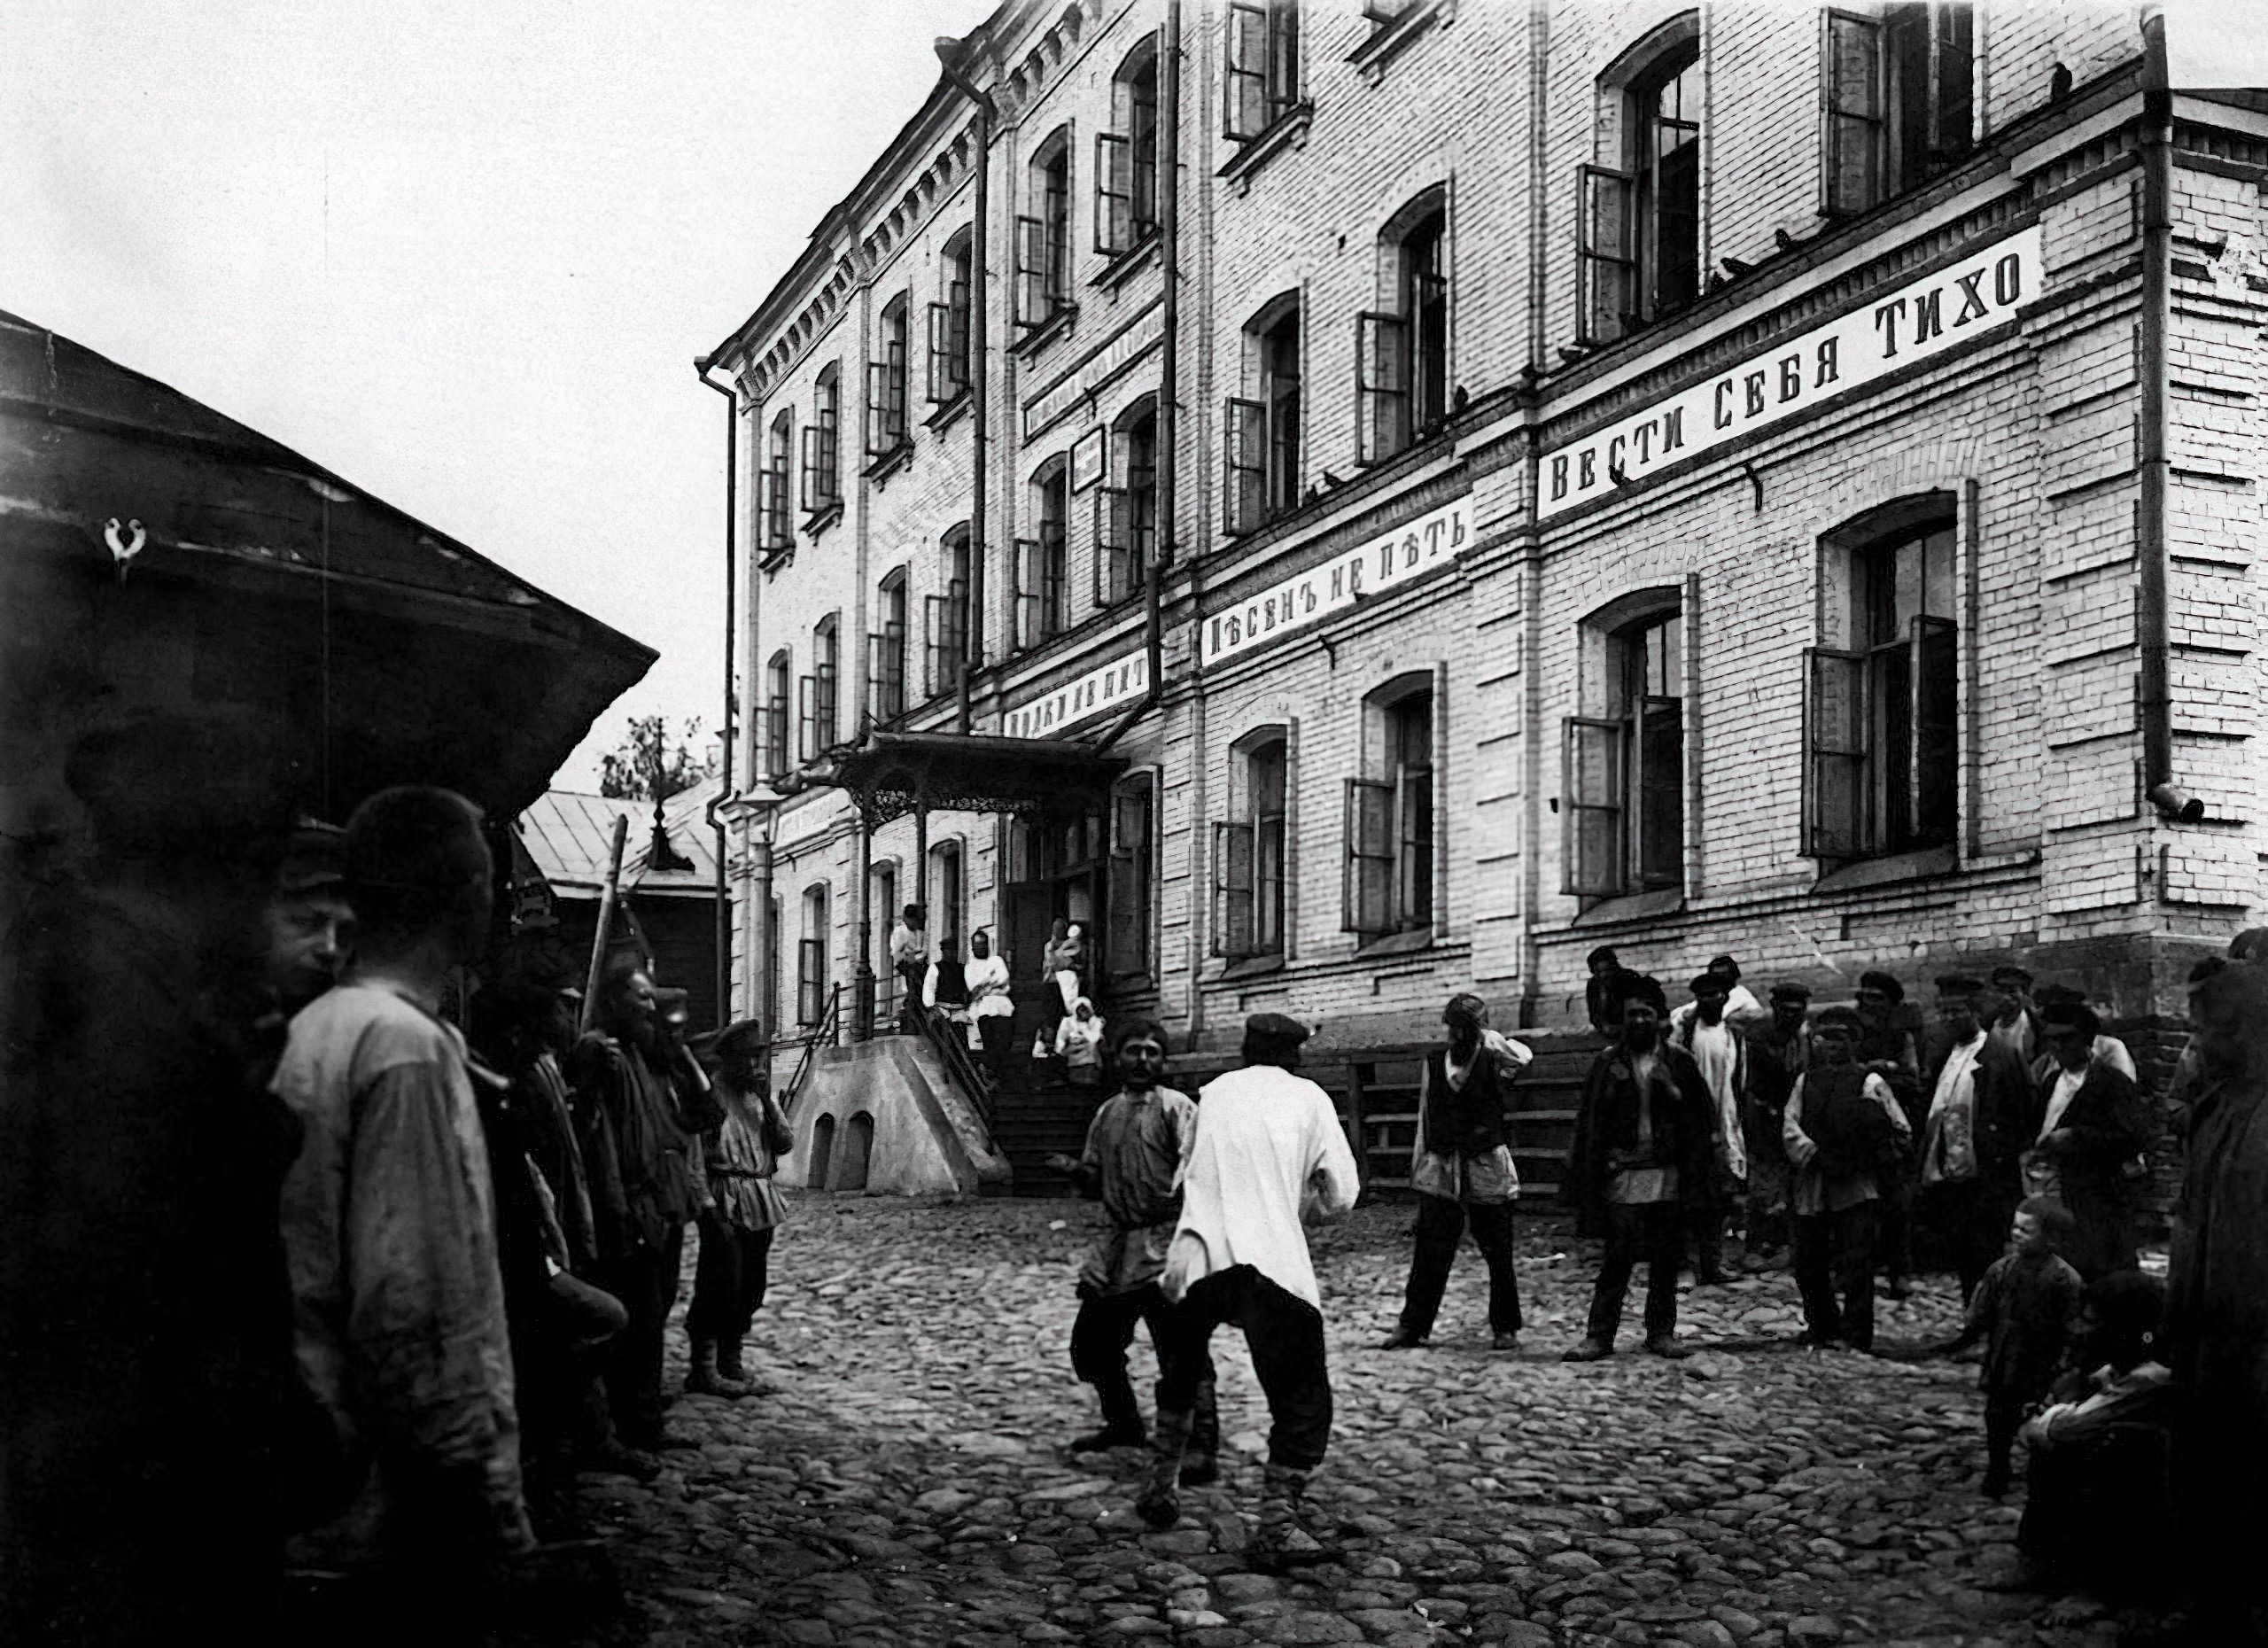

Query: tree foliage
[597,715,718,803]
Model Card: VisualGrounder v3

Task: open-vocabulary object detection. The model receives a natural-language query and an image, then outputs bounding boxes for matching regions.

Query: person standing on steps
[1381,992,1534,1352]
[1783,1006,1913,1353]
[1562,976,1724,1363]
[1045,1019,1217,1479]
[889,904,929,1033]
[686,1018,793,1401]
[1136,1014,1360,1574]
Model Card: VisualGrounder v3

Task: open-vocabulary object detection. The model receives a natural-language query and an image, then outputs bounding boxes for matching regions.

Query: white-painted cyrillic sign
[1538,223,2045,519]
[1004,649,1150,739]
[1197,495,1472,669]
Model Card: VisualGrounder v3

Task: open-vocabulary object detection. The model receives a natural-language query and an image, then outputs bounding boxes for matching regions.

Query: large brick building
[703,0,2264,1073]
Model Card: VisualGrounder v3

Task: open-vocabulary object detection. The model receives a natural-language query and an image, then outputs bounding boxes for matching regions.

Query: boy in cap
[1381,993,1534,1351]
[1138,1013,1360,1571]
[1946,1196,2084,1496]
[1783,1005,1912,1351]
[1743,983,1813,1259]
[1562,976,1725,1361]
[2031,999,2147,1279]
[1045,1019,1216,1472]
[687,1018,792,1399]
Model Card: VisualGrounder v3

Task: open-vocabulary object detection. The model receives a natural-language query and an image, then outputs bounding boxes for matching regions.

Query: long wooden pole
[580,812,632,1033]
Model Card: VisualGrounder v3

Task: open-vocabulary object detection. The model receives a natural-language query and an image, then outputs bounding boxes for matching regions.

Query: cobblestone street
[575,1195,2108,1648]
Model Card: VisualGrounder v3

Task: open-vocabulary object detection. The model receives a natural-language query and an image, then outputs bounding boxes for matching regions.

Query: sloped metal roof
[518,777,719,898]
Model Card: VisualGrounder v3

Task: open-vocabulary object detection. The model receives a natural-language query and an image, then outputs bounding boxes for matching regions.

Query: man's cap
[1245,1011,1310,1044]
[1586,945,1619,967]
[2035,983,2086,1009]
[2231,928,2268,960]
[272,816,347,892]
[1690,972,1728,997]
[1707,954,1742,978]
[1614,974,1668,1015]
[1814,1005,1863,1034]
[2195,960,2268,1030]
[1990,964,2034,988]
[1934,975,1986,1000]
[2036,997,2100,1036]
[653,986,691,1025]
[703,1016,766,1056]
[2187,956,2228,989]
[1769,981,1813,1004]
[1443,991,1489,1028]
[1857,969,1904,1002]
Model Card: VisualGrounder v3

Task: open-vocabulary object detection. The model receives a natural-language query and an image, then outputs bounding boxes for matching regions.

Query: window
[803,363,842,518]
[1107,775,1153,982]
[870,569,909,726]
[867,294,911,460]
[1017,131,1072,330]
[1580,15,1701,344]
[1806,497,1959,861]
[1096,400,1154,606]
[929,229,973,405]
[1017,462,1069,649]
[1564,597,1686,898]
[929,839,964,949]
[872,862,898,1027]
[1345,680,1433,937]
[1358,197,1449,464]
[1097,39,1160,257]
[765,650,792,781]
[1224,0,1301,140]
[798,882,830,1027]
[926,526,971,698]
[760,408,794,553]
[1227,297,1301,533]
[1214,734,1288,959]
[799,616,840,758]
[1824,5,1976,217]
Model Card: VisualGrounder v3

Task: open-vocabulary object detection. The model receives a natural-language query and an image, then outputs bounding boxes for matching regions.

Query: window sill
[925,391,971,433]
[1352,928,1432,960]
[1571,886,1685,929]
[1092,232,1161,295]
[1348,0,1450,87]
[1009,306,1076,361]
[1220,103,1313,192]
[758,540,796,574]
[1811,843,1959,895]
[1216,952,1286,981]
[863,442,914,486]
[801,500,843,540]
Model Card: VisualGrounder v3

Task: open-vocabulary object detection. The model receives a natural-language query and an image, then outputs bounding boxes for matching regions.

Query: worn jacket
[567,1030,707,1259]
[2035,1061,2148,1207]
[1563,1040,1723,1238]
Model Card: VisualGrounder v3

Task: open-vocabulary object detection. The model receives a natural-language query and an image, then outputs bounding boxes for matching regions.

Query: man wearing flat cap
[2031,998,2148,1279]
[1783,1005,1912,1351]
[1918,976,2035,1301]
[687,1018,792,1400]
[1854,971,1922,1297]
[1381,993,1534,1352]
[1138,1013,1360,1573]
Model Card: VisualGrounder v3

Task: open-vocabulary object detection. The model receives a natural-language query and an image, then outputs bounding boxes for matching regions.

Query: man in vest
[1784,1006,1912,1352]
[1380,993,1533,1351]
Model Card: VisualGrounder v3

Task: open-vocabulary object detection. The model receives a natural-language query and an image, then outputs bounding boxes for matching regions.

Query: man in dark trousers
[1381,993,1534,1351]
[1855,970,1922,1297]
[2030,998,2148,1280]
[1743,982,1813,1259]
[569,968,716,1452]
[686,1018,793,1400]
[1917,976,2037,1302]
[1783,1006,1912,1352]
[1562,975,1723,1362]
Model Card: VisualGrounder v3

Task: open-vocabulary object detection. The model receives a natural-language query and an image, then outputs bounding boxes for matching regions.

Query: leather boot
[1179,1378,1220,1487]
[1134,1406,1192,1529]
[686,1338,750,1398]
[1247,1464,1333,1574]
[717,1340,780,1396]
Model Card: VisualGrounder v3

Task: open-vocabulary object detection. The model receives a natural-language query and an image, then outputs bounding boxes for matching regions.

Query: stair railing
[916,1008,996,1132]
[776,983,843,1116]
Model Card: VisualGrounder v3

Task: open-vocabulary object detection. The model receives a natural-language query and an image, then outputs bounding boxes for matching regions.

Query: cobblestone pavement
[574,1194,2122,1648]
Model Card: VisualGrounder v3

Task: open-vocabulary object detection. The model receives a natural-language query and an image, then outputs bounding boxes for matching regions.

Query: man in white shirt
[887,903,928,1032]
[1673,972,1748,1284]
[1917,975,2028,1301]
[1667,953,1768,1038]
[1138,1014,1361,1572]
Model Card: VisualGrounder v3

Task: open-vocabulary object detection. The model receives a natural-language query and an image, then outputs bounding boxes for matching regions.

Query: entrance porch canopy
[781,729,1127,827]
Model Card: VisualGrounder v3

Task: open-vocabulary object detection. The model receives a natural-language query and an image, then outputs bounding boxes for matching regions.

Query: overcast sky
[4,2,2262,794]
[0,0,990,789]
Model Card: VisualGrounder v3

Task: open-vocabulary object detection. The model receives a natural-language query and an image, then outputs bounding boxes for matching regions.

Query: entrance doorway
[1001,811,1106,1086]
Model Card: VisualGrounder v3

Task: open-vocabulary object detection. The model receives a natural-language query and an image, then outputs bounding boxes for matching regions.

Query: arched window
[929,838,965,952]
[800,615,840,758]
[871,567,909,725]
[1580,14,1702,344]
[926,525,971,698]
[1806,494,1960,862]
[1359,190,1449,464]
[1018,457,1069,649]
[1018,128,1072,330]
[762,407,794,551]
[929,226,973,405]
[1564,588,1686,900]
[1346,675,1434,938]
[1227,292,1301,533]
[1214,726,1290,959]
[867,293,911,459]
[1098,37,1160,256]
[804,362,842,517]
[1097,397,1155,606]
[798,880,832,1026]
[765,649,792,780]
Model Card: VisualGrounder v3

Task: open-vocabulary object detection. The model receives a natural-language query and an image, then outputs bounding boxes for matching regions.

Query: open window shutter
[1107,786,1149,978]
[1341,777,1394,934]
[887,326,908,439]
[1822,10,1884,216]
[1911,614,1959,845]
[1014,216,1044,325]
[1224,1,1269,139]
[866,359,890,455]
[927,301,952,403]
[756,463,780,548]
[1804,647,1868,859]
[1635,696,1685,888]
[1212,820,1256,957]
[924,594,950,698]
[800,425,821,512]
[1223,397,1267,534]
[882,619,905,717]
[796,674,816,763]
[1930,4,1974,166]
[797,937,823,1026]
[1577,166,1635,345]
[1560,717,1626,897]
[1094,487,1130,604]
[948,284,969,385]
[817,417,838,501]
[1355,312,1409,466]
[1095,131,1132,255]
[1013,538,1039,649]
